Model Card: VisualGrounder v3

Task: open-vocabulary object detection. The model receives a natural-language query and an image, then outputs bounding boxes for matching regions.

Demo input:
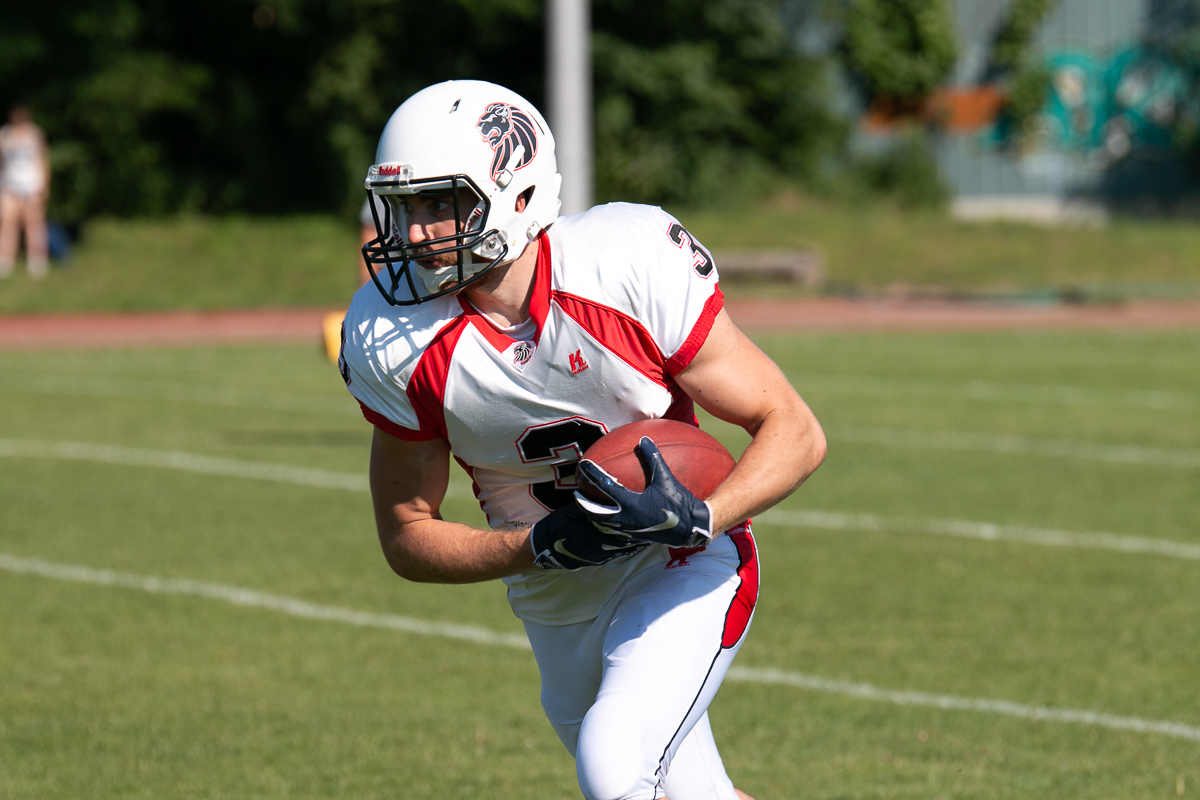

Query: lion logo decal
[511,341,534,367]
[476,103,539,184]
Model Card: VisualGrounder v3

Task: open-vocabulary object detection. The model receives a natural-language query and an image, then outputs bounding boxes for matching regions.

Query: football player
[339,80,826,800]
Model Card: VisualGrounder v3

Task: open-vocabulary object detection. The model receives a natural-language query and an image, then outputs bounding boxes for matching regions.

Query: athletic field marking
[3,439,1191,560]
[0,554,529,649]
[759,509,1200,561]
[722,667,1200,741]
[830,425,1200,468]
[3,552,1197,743]
[0,373,359,416]
[0,439,369,491]
[799,373,1191,410]
[0,439,473,499]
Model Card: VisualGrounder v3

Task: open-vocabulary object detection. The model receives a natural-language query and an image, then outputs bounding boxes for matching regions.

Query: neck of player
[462,238,540,329]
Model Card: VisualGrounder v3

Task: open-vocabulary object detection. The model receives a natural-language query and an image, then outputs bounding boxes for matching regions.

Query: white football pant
[524,526,758,800]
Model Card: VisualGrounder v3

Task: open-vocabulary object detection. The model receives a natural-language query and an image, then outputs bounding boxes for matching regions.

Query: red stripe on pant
[721,523,758,648]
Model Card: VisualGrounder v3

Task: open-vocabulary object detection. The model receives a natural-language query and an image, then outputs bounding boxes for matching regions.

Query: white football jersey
[340,202,724,624]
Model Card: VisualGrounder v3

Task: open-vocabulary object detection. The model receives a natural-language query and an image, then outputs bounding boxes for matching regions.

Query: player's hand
[529,502,650,570]
[575,438,715,549]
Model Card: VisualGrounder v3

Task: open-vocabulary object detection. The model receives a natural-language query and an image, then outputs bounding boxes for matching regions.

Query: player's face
[396,188,479,267]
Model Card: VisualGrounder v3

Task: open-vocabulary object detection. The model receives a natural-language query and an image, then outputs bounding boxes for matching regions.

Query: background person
[0,104,51,279]
[340,80,827,800]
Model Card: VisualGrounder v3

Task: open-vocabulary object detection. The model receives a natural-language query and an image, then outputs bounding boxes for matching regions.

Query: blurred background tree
[842,0,957,110]
[0,0,840,219]
[833,0,957,209]
[0,0,543,219]
[987,0,1057,145]
[591,0,844,205]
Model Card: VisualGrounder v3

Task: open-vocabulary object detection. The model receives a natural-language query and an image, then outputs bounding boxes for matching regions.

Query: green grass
[0,216,363,315]
[1,331,1199,798]
[681,194,1200,300]
[5,200,1200,313]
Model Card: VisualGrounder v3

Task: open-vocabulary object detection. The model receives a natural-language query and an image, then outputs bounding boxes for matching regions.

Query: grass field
[1,329,1198,799]
[5,199,1200,314]
[686,195,1200,300]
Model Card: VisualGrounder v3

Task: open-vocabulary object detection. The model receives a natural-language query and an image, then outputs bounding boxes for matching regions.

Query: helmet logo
[476,103,538,184]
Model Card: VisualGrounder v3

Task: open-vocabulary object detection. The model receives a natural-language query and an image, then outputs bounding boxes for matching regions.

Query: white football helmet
[362,80,562,305]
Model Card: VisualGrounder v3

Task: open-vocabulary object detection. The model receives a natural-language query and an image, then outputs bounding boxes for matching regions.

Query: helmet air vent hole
[449,98,461,113]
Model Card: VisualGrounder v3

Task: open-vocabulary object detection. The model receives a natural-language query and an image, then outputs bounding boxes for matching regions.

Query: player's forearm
[706,405,827,533]
[377,518,536,584]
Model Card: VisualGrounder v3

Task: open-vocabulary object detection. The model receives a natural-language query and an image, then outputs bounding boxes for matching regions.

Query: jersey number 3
[516,417,608,510]
[667,222,714,278]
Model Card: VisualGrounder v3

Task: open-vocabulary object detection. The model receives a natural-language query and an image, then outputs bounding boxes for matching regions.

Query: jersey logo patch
[477,103,539,185]
[568,349,589,375]
[666,545,705,570]
[512,341,534,369]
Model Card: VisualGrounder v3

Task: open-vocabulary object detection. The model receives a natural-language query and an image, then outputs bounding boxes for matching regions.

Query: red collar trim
[528,231,552,341]
[457,231,552,352]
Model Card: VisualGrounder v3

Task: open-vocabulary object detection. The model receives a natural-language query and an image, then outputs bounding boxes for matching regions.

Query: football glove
[574,438,715,549]
[529,502,649,570]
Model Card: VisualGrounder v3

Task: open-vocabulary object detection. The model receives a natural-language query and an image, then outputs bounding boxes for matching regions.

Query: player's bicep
[368,427,451,531]
[673,309,810,435]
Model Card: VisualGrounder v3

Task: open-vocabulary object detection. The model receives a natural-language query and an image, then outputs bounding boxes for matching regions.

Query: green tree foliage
[855,131,948,208]
[0,0,543,218]
[0,0,838,217]
[842,0,957,102]
[591,0,843,205]
[989,0,1056,71]
[987,0,1057,143]
[1002,61,1052,141]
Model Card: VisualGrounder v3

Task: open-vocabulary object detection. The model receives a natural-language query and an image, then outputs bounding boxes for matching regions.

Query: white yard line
[0,439,369,491]
[2,552,1197,743]
[798,374,1192,410]
[0,554,527,649]
[3,439,1194,560]
[759,509,1200,561]
[0,374,359,416]
[0,439,483,498]
[830,425,1200,468]
[723,667,1200,741]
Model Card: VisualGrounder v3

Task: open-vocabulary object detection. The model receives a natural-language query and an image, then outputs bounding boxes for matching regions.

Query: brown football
[577,418,736,501]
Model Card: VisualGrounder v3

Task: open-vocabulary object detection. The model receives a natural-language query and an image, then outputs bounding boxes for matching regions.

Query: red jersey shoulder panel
[551,289,668,389]
[405,315,473,440]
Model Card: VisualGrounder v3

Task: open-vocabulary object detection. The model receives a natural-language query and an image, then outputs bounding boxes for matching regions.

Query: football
[577,418,736,501]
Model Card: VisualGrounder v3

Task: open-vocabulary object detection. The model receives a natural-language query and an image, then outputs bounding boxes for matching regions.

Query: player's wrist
[528,523,554,569]
[530,503,648,570]
[530,506,580,570]
[695,499,715,544]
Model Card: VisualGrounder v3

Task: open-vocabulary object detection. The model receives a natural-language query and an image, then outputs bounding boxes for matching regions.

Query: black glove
[574,438,715,549]
[529,502,649,570]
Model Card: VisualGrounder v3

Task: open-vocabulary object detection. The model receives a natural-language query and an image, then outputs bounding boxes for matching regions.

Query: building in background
[841,0,1200,223]
[942,0,1200,222]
